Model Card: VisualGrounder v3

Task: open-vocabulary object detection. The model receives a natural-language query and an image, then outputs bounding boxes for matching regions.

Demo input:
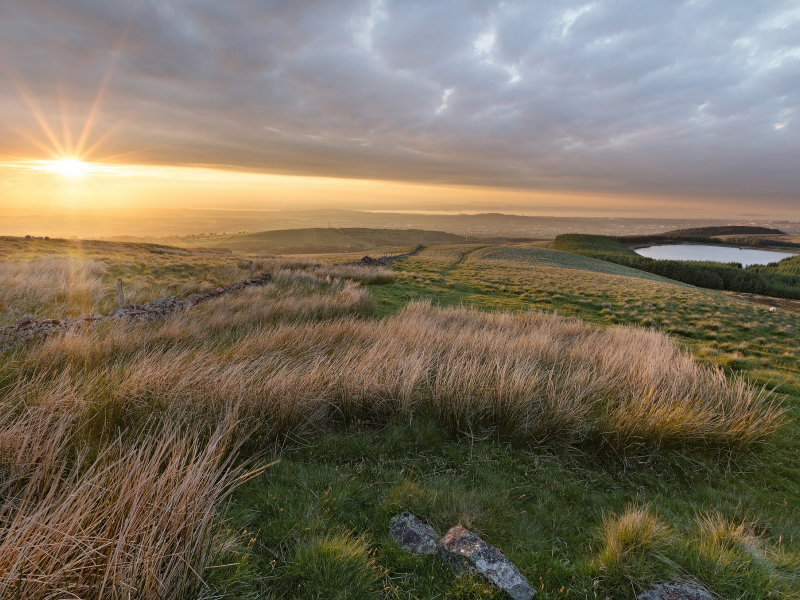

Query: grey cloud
[0,0,798,208]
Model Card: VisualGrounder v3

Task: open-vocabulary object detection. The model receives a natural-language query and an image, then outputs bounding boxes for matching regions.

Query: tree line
[553,234,800,299]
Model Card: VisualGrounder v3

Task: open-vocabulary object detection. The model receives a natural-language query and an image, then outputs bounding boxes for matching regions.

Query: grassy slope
[472,245,683,284]
[554,234,800,299]
[228,244,800,599]
[2,240,800,598]
[0,237,254,326]
[179,227,467,252]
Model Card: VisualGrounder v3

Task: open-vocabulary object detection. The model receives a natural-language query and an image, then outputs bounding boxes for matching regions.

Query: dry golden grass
[251,257,393,285]
[595,504,672,574]
[0,379,248,599]
[0,256,110,323]
[694,511,763,556]
[10,289,785,450]
[591,503,674,591]
[0,241,391,326]
[0,244,789,596]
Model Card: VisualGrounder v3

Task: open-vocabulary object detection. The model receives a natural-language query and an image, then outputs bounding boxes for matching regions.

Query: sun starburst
[43,159,92,178]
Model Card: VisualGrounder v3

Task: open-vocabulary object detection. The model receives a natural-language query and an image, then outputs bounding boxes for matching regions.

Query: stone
[440,525,535,600]
[14,315,36,327]
[388,512,439,555]
[79,313,103,320]
[637,584,714,600]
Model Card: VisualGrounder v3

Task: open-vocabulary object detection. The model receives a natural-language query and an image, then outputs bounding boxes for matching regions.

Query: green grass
[3,239,800,598]
[219,243,800,598]
[470,245,681,284]
[224,416,799,598]
[553,234,800,299]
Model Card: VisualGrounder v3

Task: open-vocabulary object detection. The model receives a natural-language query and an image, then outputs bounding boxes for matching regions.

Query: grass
[0,236,392,326]
[0,394,246,599]
[176,227,466,253]
[552,233,800,299]
[591,505,672,591]
[469,245,685,284]
[1,239,800,598]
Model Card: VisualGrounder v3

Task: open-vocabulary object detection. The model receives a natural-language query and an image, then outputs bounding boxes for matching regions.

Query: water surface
[634,244,795,267]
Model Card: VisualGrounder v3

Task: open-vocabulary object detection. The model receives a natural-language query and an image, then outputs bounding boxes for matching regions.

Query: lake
[634,244,796,267]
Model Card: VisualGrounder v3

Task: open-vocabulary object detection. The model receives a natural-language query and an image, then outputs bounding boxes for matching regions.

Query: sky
[0,0,798,217]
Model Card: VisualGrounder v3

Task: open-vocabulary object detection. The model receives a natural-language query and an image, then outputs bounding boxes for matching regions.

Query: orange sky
[1,2,798,220]
[0,160,756,219]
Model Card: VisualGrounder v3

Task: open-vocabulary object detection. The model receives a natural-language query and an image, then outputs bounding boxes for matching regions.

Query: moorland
[0,235,799,599]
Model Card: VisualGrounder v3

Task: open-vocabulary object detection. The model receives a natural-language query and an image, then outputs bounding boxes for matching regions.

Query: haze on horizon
[0,1,798,219]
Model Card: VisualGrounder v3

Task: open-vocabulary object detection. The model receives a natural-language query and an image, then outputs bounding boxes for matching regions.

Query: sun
[48,159,91,177]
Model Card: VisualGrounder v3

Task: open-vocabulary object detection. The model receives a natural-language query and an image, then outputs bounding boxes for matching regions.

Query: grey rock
[388,512,439,555]
[637,583,714,600]
[440,525,535,600]
[78,313,104,321]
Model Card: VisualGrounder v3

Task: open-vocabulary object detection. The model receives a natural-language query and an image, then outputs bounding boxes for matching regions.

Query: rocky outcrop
[0,272,272,349]
[388,511,439,555]
[440,525,535,600]
[637,584,714,600]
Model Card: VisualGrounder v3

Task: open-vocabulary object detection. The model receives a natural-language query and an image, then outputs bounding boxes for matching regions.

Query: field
[1,239,799,599]
[175,227,469,254]
[553,234,800,299]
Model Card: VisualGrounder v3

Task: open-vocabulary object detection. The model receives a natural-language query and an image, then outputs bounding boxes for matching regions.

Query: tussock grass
[0,244,389,327]
[11,295,785,451]
[593,504,672,586]
[694,511,762,557]
[0,256,110,323]
[0,241,794,596]
[0,382,247,599]
[250,258,393,285]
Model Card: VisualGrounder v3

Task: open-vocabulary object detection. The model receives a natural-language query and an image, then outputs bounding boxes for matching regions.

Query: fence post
[117,278,124,307]
[249,261,254,278]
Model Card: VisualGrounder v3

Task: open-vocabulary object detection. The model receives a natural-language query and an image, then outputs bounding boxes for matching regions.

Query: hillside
[468,245,683,285]
[554,233,800,298]
[662,225,785,237]
[1,237,799,598]
[179,227,467,253]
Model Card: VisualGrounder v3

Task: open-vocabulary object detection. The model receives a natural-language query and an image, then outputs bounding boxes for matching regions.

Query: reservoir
[634,244,796,267]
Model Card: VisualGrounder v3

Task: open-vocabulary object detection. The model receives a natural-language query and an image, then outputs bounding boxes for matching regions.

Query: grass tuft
[288,531,384,599]
[592,504,672,589]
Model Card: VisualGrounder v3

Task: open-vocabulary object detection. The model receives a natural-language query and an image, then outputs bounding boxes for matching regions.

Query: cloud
[0,0,798,209]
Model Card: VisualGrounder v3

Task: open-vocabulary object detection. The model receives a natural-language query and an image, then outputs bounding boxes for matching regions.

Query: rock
[388,512,439,555]
[637,584,714,600]
[440,525,535,600]
[14,315,36,327]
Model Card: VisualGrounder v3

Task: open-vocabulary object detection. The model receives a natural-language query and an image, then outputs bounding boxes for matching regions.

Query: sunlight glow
[44,159,91,177]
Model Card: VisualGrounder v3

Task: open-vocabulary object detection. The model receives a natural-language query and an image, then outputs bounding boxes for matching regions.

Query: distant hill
[182,227,469,253]
[662,225,785,237]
